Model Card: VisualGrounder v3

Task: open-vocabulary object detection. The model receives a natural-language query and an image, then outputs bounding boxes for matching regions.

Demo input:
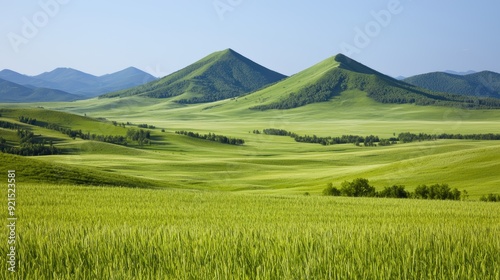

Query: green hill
[248,54,500,110]
[404,71,500,99]
[100,49,287,103]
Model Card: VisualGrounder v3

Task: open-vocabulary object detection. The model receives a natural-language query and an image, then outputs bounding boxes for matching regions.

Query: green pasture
[1,86,500,279]
[35,136,500,197]
[1,184,498,279]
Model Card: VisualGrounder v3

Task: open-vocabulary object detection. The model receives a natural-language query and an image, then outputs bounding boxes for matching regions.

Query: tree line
[0,121,20,130]
[176,130,245,145]
[255,128,500,147]
[18,116,37,125]
[398,132,500,143]
[137,123,156,129]
[254,128,388,146]
[323,178,465,201]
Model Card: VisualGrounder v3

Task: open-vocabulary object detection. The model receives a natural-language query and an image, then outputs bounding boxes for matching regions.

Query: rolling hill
[404,71,500,99]
[100,48,287,103]
[0,67,156,99]
[0,78,81,102]
[0,152,163,188]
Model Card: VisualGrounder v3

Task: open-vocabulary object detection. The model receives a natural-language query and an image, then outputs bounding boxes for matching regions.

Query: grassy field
[1,184,499,279]
[1,90,500,278]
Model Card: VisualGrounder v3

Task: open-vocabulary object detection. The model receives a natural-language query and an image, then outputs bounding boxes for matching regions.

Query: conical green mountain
[101,49,287,103]
[247,54,500,110]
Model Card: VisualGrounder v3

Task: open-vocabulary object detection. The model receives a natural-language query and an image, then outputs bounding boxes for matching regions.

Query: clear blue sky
[1,0,499,78]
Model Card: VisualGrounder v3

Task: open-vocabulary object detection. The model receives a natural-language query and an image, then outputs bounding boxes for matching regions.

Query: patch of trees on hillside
[126,129,151,145]
[1,116,155,156]
[323,178,465,201]
[1,120,60,155]
[31,117,152,146]
[18,116,37,125]
[0,129,59,156]
[176,130,245,145]
[0,121,20,130]
[137,123,156,129]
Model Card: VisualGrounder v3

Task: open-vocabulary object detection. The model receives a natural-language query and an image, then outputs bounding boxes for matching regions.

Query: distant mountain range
[0,67,156,102]
[404,71,500,99]
[101,49,287,103]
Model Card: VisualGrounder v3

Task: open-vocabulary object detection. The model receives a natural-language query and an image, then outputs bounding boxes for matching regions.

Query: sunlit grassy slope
[0,153,163,188]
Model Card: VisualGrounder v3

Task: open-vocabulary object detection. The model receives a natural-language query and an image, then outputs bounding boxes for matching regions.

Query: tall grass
[2,184,499,279]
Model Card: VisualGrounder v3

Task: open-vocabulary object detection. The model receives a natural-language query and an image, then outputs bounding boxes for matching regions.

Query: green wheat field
[2,184,499,279]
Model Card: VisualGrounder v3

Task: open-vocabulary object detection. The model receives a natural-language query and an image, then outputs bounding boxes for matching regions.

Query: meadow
[17,91,497,197]
[1,184,499,279]
[1,90,500,278]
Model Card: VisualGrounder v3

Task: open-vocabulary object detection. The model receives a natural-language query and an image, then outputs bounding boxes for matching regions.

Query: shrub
[378,185,409,198]
[340,178,376,197]
[414,184,461,200]
[323,183,341,196]
[480,194,500,202]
